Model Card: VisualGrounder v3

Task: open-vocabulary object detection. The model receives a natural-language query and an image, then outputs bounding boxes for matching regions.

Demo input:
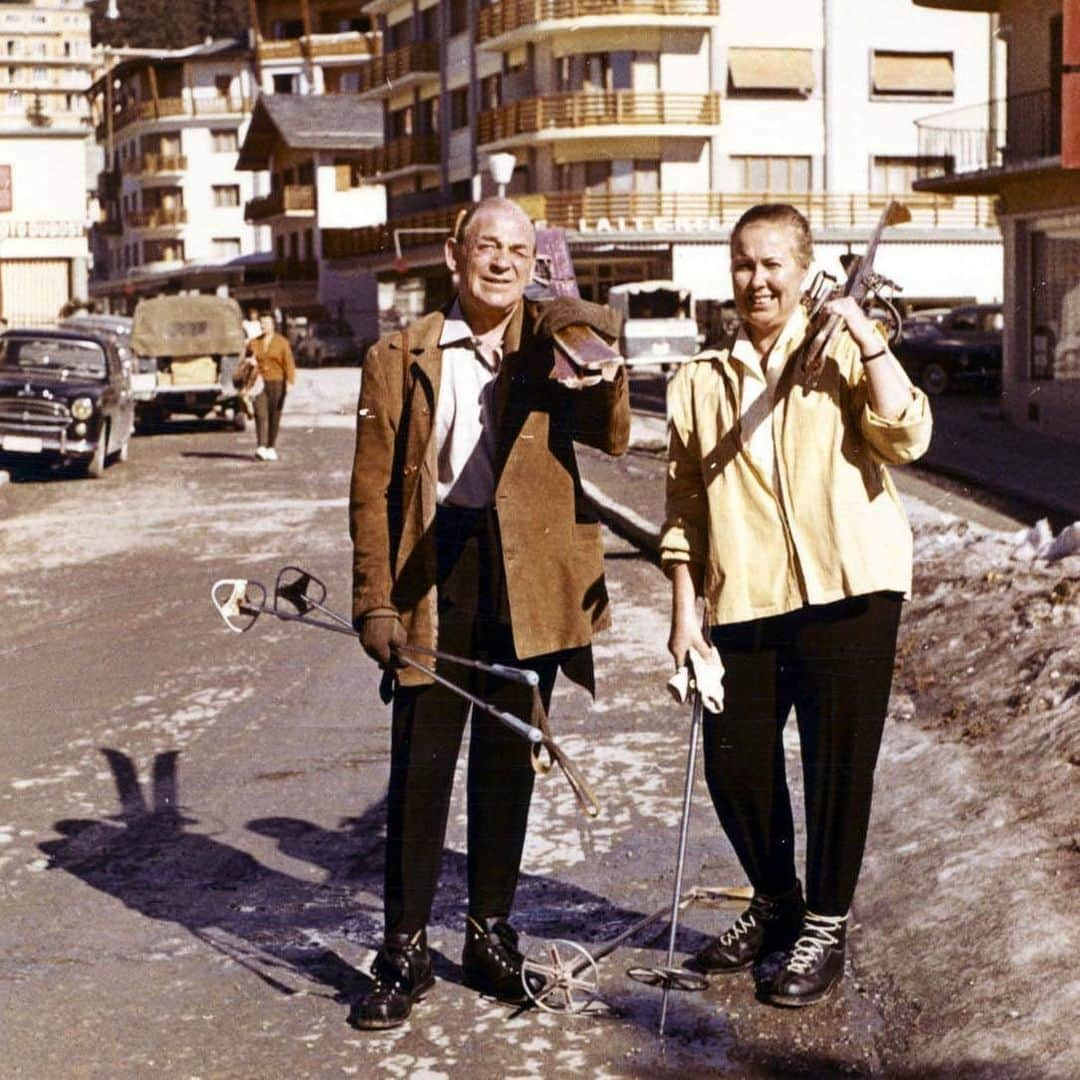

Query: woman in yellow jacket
[661,204,932,1007]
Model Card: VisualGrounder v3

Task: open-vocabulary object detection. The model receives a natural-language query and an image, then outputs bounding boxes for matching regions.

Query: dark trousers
[384,505,558,936]
[704,592,902,917]
[254,379,286,448]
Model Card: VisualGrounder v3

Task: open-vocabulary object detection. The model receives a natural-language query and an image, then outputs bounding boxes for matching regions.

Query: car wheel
[85,425,108,479]
[920,361,950,396]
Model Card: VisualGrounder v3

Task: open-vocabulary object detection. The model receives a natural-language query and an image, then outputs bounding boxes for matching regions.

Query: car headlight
[71,397,94,420]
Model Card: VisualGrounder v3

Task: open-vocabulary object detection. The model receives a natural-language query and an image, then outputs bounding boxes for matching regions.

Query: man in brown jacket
[348,198,629,1029]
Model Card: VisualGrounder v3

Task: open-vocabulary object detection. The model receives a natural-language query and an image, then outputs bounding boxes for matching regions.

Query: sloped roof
[237,93,384,170]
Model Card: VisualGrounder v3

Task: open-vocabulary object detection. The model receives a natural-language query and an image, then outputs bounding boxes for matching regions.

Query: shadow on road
[180,450,258,462]
[39,747,689,1009]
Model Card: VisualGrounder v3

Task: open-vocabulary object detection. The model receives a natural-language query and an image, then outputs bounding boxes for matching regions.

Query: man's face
[259,315,275,337]
[445,204,535,324]
[730,223,808,343]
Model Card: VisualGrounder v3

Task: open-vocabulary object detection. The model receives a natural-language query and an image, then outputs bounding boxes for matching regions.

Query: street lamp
[487,152,516,197]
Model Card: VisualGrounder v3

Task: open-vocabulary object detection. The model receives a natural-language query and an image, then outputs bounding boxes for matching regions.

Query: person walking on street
[662,203,932,1007]
[249,312,295,461]
[348,197,629,1030]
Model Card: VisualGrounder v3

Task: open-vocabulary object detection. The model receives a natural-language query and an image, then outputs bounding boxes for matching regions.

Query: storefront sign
[0,219,84,239]
[572,216,728,235]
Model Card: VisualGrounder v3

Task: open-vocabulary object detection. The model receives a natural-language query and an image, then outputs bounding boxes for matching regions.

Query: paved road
[0,412,1061,1078]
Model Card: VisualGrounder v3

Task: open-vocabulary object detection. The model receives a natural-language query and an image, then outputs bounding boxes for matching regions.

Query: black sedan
[895,303,1003,395]
[0,328,134,478]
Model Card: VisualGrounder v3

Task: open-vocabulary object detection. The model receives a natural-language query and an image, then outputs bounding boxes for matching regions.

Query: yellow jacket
[661,311,932,626]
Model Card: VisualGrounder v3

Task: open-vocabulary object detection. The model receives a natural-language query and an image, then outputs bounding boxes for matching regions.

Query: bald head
[445,197,536,334]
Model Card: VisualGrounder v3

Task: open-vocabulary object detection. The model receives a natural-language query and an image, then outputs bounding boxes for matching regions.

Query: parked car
[0,327,134,477]
[895,303,1004,395]
[130,295,247,430]
[296,319,362,367]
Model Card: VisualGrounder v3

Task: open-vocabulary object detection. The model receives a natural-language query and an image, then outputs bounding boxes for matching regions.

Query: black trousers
[254,379,286,448]
[384,505,558,936]
[704,592,902,917]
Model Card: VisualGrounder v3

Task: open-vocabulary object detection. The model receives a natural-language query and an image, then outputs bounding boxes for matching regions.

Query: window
[419,95,439,135]
[559,51,656,93]
[211,237,241,258]
[870,155,950,195]
[449,87,469,130]
[420,5,439,40]
[389,104,413,138]
[732,155,811,193]
[481,73,500,111]
[210,128,238,153]
[870,51,954,99]
[727,48,814,96]
[272,72,297,94]
[214,74,232,98]
[1030,230,1080,381]
[387,18,411,51]
[450,0,468,35]
[212,184,240,208]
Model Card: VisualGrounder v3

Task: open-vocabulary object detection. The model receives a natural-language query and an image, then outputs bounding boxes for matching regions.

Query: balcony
[122,152,188,177]
[914,88,1060,194]
[273,258,319,282]
[478,91,721,146]
[535,190,997,231]
[257,31,380,64]
[96,95,244,141]
[357,42,439,96]
[478,0,721,49]
[127,207,188,229]
[244,185,317,222]
[324,204,467,259]
[323,190,995,261]
[355,134,441,181]
[97,168,121,200]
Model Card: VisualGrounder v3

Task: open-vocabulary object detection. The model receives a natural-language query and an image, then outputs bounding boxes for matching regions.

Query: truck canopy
[607,280,693,319]
[131,295,245,358]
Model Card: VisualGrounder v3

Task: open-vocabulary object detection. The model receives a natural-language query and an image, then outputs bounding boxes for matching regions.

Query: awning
[727,48,814,93]
[872,51,954,95]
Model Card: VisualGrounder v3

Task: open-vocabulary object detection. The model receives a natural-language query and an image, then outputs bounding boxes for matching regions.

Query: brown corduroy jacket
[349,300,630,688]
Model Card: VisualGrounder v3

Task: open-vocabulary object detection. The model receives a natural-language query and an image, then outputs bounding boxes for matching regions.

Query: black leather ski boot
[690,883,804,973]
[766,911,847,1007]
[349,930,434,1030]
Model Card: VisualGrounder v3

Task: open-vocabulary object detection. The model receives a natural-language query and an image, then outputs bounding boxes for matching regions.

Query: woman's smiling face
[730,222,808,346]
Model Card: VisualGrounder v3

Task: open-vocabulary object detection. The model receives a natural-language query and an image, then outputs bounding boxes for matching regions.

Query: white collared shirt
[434,301,507,507]
[727,309,806,491]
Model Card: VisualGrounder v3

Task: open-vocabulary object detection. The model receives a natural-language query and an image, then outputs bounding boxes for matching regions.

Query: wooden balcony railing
[127,206,188,229]
[97,95,244,141]
[258,32,380,63]
[324,204,468,259]
[478,91,721,142]
[478,0,720,41]
[123,152,188,176]
[538,190,998,230]
[244,185,317,222]
[273,258,319,281]
[358,41,439,93]
[323,190,997,260]
[355,134,441,178]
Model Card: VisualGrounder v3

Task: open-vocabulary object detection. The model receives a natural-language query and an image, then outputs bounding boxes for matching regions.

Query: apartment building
[914,0,1080,446]
[0,0,92,325]
[317,0,1001,317]
[87,38,267,309]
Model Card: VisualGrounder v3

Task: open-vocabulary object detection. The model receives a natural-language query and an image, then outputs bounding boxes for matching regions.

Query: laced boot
[766,911,847,1007]
[690,883,804,974]
[462,916,540,1003]
[348,929,434,1030]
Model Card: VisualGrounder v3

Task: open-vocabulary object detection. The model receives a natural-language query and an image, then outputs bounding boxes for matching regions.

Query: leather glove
[358,610,407,668]
[533,297,624,342]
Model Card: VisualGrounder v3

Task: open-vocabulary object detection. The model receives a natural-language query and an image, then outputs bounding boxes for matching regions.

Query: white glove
[667,644,725,714]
